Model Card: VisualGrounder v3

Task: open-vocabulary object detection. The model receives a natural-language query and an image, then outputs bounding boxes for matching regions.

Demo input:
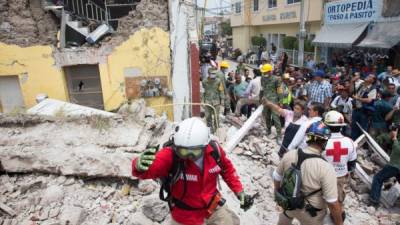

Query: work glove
[136,147,157,172]
[237,191,256,211]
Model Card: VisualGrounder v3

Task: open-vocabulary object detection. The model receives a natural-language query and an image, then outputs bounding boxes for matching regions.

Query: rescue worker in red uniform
[132,117,253,225]
[322,110,357,221]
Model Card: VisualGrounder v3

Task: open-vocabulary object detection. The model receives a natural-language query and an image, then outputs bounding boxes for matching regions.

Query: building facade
[231,0,324,53]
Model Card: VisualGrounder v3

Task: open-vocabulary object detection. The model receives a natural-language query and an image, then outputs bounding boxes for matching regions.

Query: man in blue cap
[306,70,332,110]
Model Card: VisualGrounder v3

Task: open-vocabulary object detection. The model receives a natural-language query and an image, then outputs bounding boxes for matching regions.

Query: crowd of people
[130,51,399,225]
[196,51,400,224]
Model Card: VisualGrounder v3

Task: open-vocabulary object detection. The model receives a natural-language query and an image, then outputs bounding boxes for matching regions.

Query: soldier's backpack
[274,148,323,210]
[159,139,223,210]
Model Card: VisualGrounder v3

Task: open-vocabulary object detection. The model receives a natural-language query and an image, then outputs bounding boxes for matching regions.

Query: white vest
[322,132,357,177]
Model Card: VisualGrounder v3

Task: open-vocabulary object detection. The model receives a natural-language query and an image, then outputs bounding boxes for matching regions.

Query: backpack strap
[209,140,223,172]
[295,148,322,169]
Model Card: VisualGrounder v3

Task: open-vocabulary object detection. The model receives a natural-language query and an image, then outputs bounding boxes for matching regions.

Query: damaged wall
[102,27,173,118]
[0,0,58,47]
[0,0,173,119]
[0,27,172,118]
[0,43,69,109]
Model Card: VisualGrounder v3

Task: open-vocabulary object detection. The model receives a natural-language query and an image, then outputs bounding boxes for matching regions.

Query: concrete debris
[0,0,58,47]
[60,206,87,225]
[117,0,169,37]
[0,202,17,216]
[0,101,399,224]
[142,194,169,222]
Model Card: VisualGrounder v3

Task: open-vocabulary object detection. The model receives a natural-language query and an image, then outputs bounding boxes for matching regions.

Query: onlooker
[263,99,308,157]
[292,78,308,101]
[305,54,316,71]
[235,69,261,117]
[369,128,400,206]
[287,102,325,151]
[370,91,393,138]
[307,70,332,110]
[330,87,353,123]
[350,73,377,140]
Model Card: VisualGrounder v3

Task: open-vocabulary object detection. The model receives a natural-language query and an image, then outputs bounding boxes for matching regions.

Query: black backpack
[274,148,323,210]
[159,139,223,210]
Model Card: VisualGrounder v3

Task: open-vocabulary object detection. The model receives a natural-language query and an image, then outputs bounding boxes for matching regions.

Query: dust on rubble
[0,0,58,47]
[0,109,399,224]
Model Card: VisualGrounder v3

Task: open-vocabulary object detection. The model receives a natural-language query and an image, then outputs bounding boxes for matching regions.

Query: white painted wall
[169,0,198,122]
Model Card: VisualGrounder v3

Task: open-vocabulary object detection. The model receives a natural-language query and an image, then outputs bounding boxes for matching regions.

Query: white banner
[324,0,381,24]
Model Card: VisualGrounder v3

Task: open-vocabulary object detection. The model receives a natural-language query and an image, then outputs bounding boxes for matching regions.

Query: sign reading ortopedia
[324,0,381,24]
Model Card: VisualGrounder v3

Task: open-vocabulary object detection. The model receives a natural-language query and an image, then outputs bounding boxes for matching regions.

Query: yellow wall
[0,43,68,109]
[0,27,173,119]
[102,27,173,119]
[232,26,254,52]
[231,0,324,27]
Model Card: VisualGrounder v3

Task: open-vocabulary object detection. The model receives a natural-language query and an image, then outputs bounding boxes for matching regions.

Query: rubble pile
[0,0,58,47]
[0,103,399,224]
[116,0,169,37]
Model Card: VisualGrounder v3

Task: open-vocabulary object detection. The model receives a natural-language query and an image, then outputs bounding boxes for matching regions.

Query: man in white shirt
[323,111,357,221]
[330,87,353,123]
[287,102,325,151]
[234,70,261,116]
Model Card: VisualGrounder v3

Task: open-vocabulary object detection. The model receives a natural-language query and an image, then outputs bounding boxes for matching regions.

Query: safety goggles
[176,146,204,159]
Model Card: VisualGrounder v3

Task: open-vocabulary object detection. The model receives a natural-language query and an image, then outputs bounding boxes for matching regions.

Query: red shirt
[132,143,243,225]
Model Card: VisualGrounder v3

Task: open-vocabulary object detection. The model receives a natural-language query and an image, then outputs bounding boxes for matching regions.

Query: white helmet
[324,110,346,127]
[173,117,210,147]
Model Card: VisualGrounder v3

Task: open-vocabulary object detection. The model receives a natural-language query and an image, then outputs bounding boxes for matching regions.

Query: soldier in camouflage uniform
[217,61,231,114]
[260,64,283,144]
[202,68,225,132]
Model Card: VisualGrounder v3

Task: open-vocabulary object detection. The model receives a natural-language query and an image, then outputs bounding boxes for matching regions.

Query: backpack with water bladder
[158,139,223,210]
[274,148,323,211]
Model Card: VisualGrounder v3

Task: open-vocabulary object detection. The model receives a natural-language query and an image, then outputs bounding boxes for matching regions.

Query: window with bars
[268,0,277,8]
[287,0,301,4]
[235,2,242,13]
[253,0,259,11]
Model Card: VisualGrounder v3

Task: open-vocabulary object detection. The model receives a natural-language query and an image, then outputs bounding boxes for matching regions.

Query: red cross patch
[326,141,348,162]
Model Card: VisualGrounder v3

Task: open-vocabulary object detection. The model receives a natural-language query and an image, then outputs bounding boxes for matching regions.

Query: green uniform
[202,77,225,131]
[236,63,246,75]
[216,71,230,110]
[261,74,283,135]
[377,109,400,153]
[390,140,400,169]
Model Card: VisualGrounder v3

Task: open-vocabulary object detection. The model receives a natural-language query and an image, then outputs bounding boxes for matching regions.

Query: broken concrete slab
[0,202,16,216]
[60,206,87,225]
[224,105,264,152]
[0,145,137,180]
[27,98,117,118]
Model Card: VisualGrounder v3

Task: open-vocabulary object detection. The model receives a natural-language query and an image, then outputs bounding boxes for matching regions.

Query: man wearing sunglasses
[132,117,253,225]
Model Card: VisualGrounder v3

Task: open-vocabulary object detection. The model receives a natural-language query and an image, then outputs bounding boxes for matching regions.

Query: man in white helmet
[132,117,254,225]
[322,110,357,221]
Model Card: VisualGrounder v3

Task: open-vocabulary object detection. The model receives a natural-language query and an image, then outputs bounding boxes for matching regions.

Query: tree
[251,36,266,47]
[220,21,232,37]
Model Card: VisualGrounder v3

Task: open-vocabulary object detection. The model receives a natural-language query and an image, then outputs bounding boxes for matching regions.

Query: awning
[313,22,369,48]
[358,21,400,49]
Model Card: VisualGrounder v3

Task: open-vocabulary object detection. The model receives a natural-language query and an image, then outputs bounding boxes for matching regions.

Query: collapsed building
[0,0,200,121]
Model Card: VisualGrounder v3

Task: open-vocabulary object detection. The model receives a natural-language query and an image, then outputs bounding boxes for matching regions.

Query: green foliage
[283,36,314,52]
[282,36,297,50]
[251,36,266,47]
[220,21,232,36]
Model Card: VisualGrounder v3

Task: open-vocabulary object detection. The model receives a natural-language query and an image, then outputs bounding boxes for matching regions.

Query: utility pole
[298,0,306,67]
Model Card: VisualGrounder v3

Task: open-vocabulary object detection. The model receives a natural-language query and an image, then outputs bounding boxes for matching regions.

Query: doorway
[64,64,104,109]
[0,76,25,113]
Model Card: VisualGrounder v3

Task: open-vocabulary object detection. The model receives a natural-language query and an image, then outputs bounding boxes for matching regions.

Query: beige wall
[231,0,324,27]
[232,26,254,51]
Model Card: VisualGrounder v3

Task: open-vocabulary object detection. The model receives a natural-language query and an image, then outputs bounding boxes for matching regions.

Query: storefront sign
[280,11,296,20]
[262,15,276,22]
[324,0,381,24]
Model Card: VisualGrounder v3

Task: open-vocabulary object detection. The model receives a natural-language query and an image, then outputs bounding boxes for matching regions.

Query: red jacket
[132,143,243,225]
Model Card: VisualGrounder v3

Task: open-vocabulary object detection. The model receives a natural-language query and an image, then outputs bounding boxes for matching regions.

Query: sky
[196,0,231,16]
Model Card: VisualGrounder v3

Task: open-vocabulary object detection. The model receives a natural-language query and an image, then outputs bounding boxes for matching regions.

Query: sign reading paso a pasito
[324,0,381,24]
